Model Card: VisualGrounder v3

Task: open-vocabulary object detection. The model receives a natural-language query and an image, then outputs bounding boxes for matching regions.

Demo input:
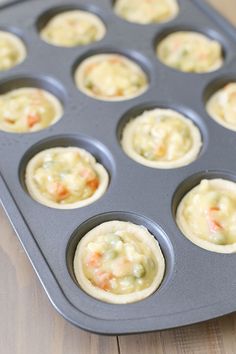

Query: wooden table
[1,1,236,353]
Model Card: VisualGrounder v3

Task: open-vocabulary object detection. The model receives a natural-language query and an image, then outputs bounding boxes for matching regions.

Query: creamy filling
[0,88,62,133]
[114,0,178,24]
[157,32,222,73]
[40,11,105,47]
[207,83,236,126]
[82,230,157,294]
[179,179,236,245]
[0,32,25,71]
[130,113,193,161]
[32,149,100,204]
[80,55,147,99]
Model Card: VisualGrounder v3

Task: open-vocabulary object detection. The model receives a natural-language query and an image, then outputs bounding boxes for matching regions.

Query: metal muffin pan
[1,0,236,335]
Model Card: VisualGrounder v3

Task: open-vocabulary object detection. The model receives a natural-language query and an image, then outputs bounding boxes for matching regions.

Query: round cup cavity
[0,75,66,134]
[172,170,236,218]
[172,170,236,253]
[19,134,115,200]
[154,25,228,73]
[0,27,27,70]
[0,75,66,104]
[111,0,180,25]
[66,211,175,301]
[117,102,208,167]
[36,4,107,34]
[203,74,236,103]
[72,48,151,101]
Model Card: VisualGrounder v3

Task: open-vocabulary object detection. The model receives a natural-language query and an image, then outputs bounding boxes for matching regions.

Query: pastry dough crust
[0,30,26,71]
[121,109,202,168]
[176,179,236,253]
[74,221,165,304]
[157,31,223,73]
[114,0,179,24]
[75,54,148,101]
[40,10,106,47]
[0,88,63,133]
[25,147,109,209]
[206,83,236,132]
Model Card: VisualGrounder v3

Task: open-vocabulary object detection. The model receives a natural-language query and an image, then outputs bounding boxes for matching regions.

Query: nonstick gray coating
[0,0,236,335]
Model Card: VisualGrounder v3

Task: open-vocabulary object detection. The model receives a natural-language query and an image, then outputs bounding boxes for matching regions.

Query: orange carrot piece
[85,63,97,75]
[109,57,122,65]
[27,114,41,128]
[87,178,99,190]
[96,271,112,291]
[207,207,223,232]
[49,182,70,201]
[209,207,220,212]
[209,219,222,232]
[57,184,70,199]
[87,252,102,268]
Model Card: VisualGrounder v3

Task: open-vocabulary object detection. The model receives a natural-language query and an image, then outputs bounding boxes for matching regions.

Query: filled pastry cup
[121,108,202,168]
[25,147,109,209]
[40,10,106,47]
[114,0,179,25]
[157,31,223,73]
[73,220,165,304]
[206,82,236,132]
[74,53,149,101]
[176,178,236,253]
[0,87,63,133]
[0,30,26,71]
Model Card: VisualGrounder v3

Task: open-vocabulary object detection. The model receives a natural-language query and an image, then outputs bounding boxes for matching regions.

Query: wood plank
[119,316,236,354]
[207,0,236,25]
[0,207,118,354]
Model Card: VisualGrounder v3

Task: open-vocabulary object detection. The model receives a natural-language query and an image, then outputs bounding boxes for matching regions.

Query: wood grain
[207,0,236,25]
[0,1,236,354]
[0,207,118,354]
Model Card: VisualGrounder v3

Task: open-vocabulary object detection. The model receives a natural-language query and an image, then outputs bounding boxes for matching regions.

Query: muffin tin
[1,0,236,335]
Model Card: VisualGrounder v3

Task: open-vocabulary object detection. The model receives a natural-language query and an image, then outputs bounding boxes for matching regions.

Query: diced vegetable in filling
[207,83,236,129]
[40,11,105,47]
[179,179,236,245]
[131,113,193,161]
[0,88,62,133]
[80,55,148,100]
[0,31,26,71]
[32,149,100,204]
[83,231,157,294]
[157,31,223,73]
[114,0,178,24]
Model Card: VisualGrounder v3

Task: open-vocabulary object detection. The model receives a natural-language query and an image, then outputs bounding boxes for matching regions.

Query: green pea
[104,250,118,260]
[133,264,145,278]
[109,235,121,246]
[85,81,94,89]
